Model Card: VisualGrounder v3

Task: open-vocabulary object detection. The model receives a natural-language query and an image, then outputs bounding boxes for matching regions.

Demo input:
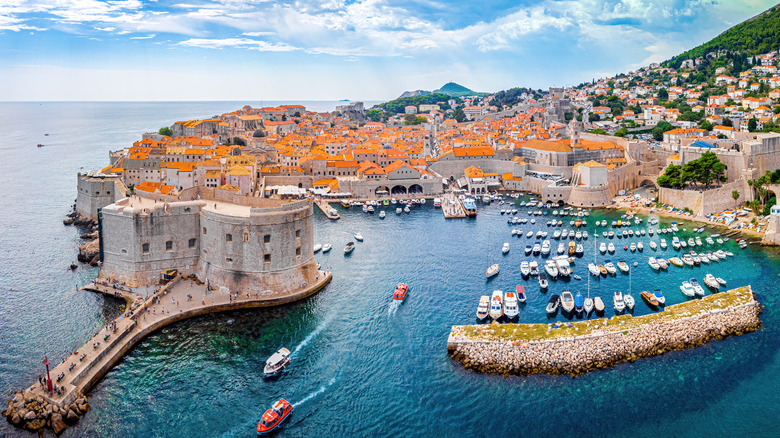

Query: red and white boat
[393,283,409,301]
[256,399,293,435]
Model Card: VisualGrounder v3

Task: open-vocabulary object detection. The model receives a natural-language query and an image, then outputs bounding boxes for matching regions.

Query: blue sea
[0,102,778,437]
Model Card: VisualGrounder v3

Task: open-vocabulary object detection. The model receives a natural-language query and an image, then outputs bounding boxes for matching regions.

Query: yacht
[476,296,490,321]
[489,291,504,321]
[520,261,531,277]
[503,291,519,320]
[690,279,705,296]
[613,291,626,313]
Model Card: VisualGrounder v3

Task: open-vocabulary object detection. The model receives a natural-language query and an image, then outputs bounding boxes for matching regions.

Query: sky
[0,0,777,101]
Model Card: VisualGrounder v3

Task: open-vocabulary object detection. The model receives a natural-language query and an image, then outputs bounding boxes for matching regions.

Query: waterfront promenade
[314,199,340,219]
[442,193,466,219]
[6,271,331,432]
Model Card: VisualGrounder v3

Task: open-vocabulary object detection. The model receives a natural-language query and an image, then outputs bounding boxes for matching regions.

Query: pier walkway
[21,271,332,408]
[442,193,466,219]
[314,200,340,219]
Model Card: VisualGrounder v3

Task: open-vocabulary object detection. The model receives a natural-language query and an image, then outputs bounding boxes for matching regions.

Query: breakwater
[448,286,762,377]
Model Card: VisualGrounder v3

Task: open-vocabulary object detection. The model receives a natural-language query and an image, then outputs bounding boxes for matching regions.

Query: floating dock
[442,193,466,219]
[314,200,340,219]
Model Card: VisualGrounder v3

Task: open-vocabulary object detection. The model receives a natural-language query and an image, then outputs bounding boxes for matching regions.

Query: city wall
[659,179,749,216]
[76,174,127,220]
[430,158,514,180]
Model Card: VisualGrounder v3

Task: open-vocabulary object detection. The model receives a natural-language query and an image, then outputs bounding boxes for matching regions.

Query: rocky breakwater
[3,389,90,435]
[64,208,100,267]
[448,286,762,377]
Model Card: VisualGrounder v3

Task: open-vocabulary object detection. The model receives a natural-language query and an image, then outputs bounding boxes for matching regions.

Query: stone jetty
[4,272,331,435]
[448,286,762,377]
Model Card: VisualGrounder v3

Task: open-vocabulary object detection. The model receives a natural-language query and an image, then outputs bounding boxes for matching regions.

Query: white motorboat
[672,237,681,250]
[594,296,605,313]
[532,242,541,255]
[486,264,500,277]
[322,243,332,252]
[557,242,565,254]
[649,241,657,250]
[604,261,617,275]
[313,244,322,253]
[502,243,510,254]
[648,257,660,270]
[608,243,615,253]
[489,290,504,321]
[680,281,695,297]
[354,233,364,241]
[624,293,635,311]
[588,263,600,276]
[613,291,625,312]
[654,290,666,305]
[637,242,644,251]
[396,207,402,215]
[704,274,720,291]
[476,295,490,321]
[698,253,710,264]
[525,245,532,255]
[526,231,533,238]
[690,278,705,296]
[344,242,355,254]
[555,256,572,276]
[575,231,582,240]
[404,206,411,214]
[656,258,668,269]
[545,260,559,278]
[503,291,519,320]
[660,239,667,250]
[617,260,629,273]
[682,254,694,266]
[716,277,727,286]
[608,231,615,238]
[553,229,561,239]
[538,272,548,289]
[541,240,551,256]
[264,347,291,377]
[599,242,607,253]
[520,261,531,277]
[546,294,561,315]
[629,243,636,252]
[379,210,386,219]
[529,261,539,276]
[561,290,575,314]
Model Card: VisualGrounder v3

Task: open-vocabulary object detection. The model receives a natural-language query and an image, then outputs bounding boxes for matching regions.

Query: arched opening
[408,184,423,194]
[557,200,565,206]
[375,186,390,196]
[391,185,408,195]
[298,183,303,188]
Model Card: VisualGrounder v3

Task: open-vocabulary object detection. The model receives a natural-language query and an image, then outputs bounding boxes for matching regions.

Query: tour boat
[681,281,696,297]
[641,290,659,307]
[704,274,719,291]
[539,272,549,289]
[379,210,386,219]
[344,242,355,255]
[637,242,644,251]
[322,243,332,252]
[529,261,539,276]
[393,283,409,301]
[520,261,531,277]
[313,244,322,253]
[608,243,615,253]
[476,296,490,321]
[502,243,510,254]
[503,291,519,321]
[263,348,291,377]
[613,291,625,313]
[648,257,660,271]
[588,263,600,276]
[669,257,683,267]
[560,290,575,314]
[516,285,527,303]
[599,242,607,253]
[256,399,293,435]
[486,264,500,278]
[546,294,561,315]
[690,278,705,296]
[604,261,617,275]
[354,233,364,241]
[544,260,558,278]
[594,296,605,314]
[617,260,629,273]
[489,290,504,321]
[574,291,584,314]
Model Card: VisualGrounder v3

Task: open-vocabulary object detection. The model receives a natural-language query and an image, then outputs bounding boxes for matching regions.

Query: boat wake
[387,300,401,316]
[293,377,336,408]
[291,317,331,357]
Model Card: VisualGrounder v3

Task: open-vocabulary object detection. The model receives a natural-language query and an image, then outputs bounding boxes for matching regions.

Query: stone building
[76,172,128,220]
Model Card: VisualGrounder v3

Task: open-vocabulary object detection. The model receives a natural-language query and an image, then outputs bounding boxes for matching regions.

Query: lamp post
[43,356,52,393]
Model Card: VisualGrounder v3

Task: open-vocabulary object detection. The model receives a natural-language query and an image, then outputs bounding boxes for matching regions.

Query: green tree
[614,127,628,137]
[452,108,466,123]
[232,136,245,146]
[722,118,733,127]
[658,88,668,101]
[366,109,383,122]
[158,126,172,136]
[732,190,740,209]
[748,117,758,132]
[700,120,713,131]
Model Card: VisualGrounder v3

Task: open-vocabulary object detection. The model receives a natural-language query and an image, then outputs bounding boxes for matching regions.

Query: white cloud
[130,34,156,39]
[177,37,299,51]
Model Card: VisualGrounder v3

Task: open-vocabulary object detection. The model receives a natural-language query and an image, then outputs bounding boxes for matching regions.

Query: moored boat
[703,274,719,291]
[520,261,530,277]
[516,285,527,303]
[502,242,510,254]
[546,294,560,315]
[593,296,605,313]
[486,264,500,277]
[313,243,322,253]
[504,291,519,320]
[489,290,504,320]
[539,272,548,289]
[476,295,490,321]
[322,243,332,252]
[641,290,659,307]
[561,290,575,314]
[690,278,705,296]
[344,242,355,254]
[617,260,629,273]
[613,291,625,313]
[354,232,364,241]
[654,289,666,305]
[669,257,683,267]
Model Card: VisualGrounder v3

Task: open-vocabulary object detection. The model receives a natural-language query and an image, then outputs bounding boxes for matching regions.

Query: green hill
[372,93,459,115]
[664,4,780,67]
[434,82,478,96]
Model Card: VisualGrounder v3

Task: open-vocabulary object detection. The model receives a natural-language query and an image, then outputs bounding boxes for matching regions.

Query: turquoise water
[0,103,778,437]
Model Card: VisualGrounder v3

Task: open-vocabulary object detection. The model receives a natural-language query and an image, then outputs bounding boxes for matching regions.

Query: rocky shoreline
[2,390,90,435]
[449,290,762,377]
[63,208,100,267]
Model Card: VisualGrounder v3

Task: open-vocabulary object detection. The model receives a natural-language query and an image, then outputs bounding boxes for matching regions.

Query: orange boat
[641,290,660,307]
[598,265,608,276]
[257,399,293,435]
[393,283,409,301]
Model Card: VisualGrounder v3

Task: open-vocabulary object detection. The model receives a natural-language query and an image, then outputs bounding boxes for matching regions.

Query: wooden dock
[314,200,340,219]
[442,193,466,219]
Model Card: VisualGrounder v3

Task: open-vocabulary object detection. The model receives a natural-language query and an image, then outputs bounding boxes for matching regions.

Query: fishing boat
[393,283,409,301]
[574,291,584,314]
[648,257,660,271]
[617,260,629,273]
[539,272,549,289]
[354,233,364,241]
[489,291,504,321]
[641,290,659,307]
[608,243,615,253]
[613,291,625,313]
[344,242,355,254]
[704,274,720,291]
[486,264,500,277]
[605,261,617,275]
[256,399,294,435]
[263,348,291,377]
[690,278,705,296]
[502,243,510,254]
[561,290,575,314]
[322,243,331,252]
[313,243,322,253]
[476,296,490,321]
[520,261,530,277]
[516,285,527,303]
[594,296,605,314]
[546,294,560,315]
[544,260,558,278]
[504,291,519,320]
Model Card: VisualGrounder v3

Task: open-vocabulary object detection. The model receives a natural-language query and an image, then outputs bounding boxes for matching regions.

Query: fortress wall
[744,133,780,175]
[567,185,612,207]
[430,158,514,180]
[99,200,205,285]
[76,174,125,220]
[541,185,572,204]
[659,180,748,216]
[607,162,639,195]
[679,147,747,182]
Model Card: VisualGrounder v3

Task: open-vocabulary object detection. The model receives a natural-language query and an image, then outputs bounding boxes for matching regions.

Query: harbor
[314,199,340,220]
[442,193,466,218]
[448,286,762,376]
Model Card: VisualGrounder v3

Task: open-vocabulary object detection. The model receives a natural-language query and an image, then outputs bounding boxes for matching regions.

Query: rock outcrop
[3,390,90,435]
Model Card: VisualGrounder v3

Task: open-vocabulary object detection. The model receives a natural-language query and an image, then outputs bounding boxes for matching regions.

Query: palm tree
[732,190,740,210]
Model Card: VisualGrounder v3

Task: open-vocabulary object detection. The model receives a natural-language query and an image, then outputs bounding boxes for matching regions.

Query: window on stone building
[226,233,232,242]
[203,227,207,235]
[226,257,233,262]
[296,247,301,256]
[264,234,271,243]
[142,243,149,254]
[295,229,301,238]
[189,238,196,248]
[166,241,173,251]
[264,254,271,263]
[243,231,249,242]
